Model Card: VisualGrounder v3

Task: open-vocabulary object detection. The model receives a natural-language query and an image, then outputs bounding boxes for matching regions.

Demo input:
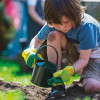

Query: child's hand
[22,48,43,68]
[48,77,63,86]
[53,66,75,82]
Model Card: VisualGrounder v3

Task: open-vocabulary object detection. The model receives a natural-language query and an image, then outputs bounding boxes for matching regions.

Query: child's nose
[60,25,64,30]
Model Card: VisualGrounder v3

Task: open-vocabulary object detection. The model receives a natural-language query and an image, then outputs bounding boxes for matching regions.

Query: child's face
[52,16,73,33]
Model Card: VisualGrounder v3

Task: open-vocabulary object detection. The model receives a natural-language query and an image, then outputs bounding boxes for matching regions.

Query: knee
[48,31,63,42]
[83,79,99,93]
[83,83,95,93]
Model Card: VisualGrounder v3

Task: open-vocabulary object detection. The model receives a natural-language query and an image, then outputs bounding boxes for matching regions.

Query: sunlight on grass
[0,57,32,86]
[0,90,25,100]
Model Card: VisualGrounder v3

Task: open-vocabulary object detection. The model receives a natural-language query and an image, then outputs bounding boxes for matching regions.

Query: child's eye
[61,21,69,25]
[64,21,69,24]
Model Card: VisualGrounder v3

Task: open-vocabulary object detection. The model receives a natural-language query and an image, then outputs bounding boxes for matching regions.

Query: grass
[0,57,32,86]
[0,90,25,100]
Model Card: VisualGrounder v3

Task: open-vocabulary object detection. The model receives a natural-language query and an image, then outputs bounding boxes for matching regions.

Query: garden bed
[0,79,100,100]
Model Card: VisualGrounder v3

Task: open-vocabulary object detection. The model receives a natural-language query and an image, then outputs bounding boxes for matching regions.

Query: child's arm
[22,36,45,68]
[29,35,45,50]
[73,49,91,73]
[53,49,91,83]
[29,24,53,49]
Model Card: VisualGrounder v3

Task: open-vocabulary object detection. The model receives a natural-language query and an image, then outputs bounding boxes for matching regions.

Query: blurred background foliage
[0,1,15,53]
[81,0,100,23]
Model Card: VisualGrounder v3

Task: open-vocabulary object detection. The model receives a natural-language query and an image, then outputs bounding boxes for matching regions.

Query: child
[22,0,100,99]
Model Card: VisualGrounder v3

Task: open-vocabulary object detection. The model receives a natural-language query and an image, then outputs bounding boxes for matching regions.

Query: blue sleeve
[37,25,55,40]
[78,23,97,50]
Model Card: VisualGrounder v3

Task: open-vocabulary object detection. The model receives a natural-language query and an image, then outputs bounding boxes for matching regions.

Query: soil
[0,79,100,100]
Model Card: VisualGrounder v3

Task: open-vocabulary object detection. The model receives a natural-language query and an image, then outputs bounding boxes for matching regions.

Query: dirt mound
[0,80,100,100]
[0,80,50,100]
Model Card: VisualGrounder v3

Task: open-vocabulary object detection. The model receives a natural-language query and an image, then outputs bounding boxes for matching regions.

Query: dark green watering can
[31,45,58,88]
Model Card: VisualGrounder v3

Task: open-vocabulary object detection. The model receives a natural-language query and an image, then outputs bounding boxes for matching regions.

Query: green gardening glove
[48,77,63,86]
[22,48,43,68]
[53,66,75,82]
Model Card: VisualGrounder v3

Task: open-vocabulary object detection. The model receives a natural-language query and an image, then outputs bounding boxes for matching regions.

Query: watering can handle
[35,45,59,65]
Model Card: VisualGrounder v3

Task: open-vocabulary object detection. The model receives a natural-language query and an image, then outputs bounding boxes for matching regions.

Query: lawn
[0,57,32,86]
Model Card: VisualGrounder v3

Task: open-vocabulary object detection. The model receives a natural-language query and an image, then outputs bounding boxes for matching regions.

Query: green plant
[83,97,91,100]
[0,1,15,53]
[75,96,91,100]
[0,90,25,100]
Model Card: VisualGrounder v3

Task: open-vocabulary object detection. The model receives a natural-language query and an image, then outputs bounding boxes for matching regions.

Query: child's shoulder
[82,13,100,27]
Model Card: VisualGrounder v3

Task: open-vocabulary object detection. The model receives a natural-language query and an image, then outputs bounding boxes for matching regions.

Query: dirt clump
[0,80,100,100]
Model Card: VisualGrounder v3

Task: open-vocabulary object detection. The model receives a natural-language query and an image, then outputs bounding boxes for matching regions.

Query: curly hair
[44,0,85,28]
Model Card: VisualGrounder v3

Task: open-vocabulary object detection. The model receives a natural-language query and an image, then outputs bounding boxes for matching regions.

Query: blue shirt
[37,13,100,58]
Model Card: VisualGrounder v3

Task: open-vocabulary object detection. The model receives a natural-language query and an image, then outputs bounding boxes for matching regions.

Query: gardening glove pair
[53,66,75,83]
[48,77,63,86]
[22,48,43,68]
